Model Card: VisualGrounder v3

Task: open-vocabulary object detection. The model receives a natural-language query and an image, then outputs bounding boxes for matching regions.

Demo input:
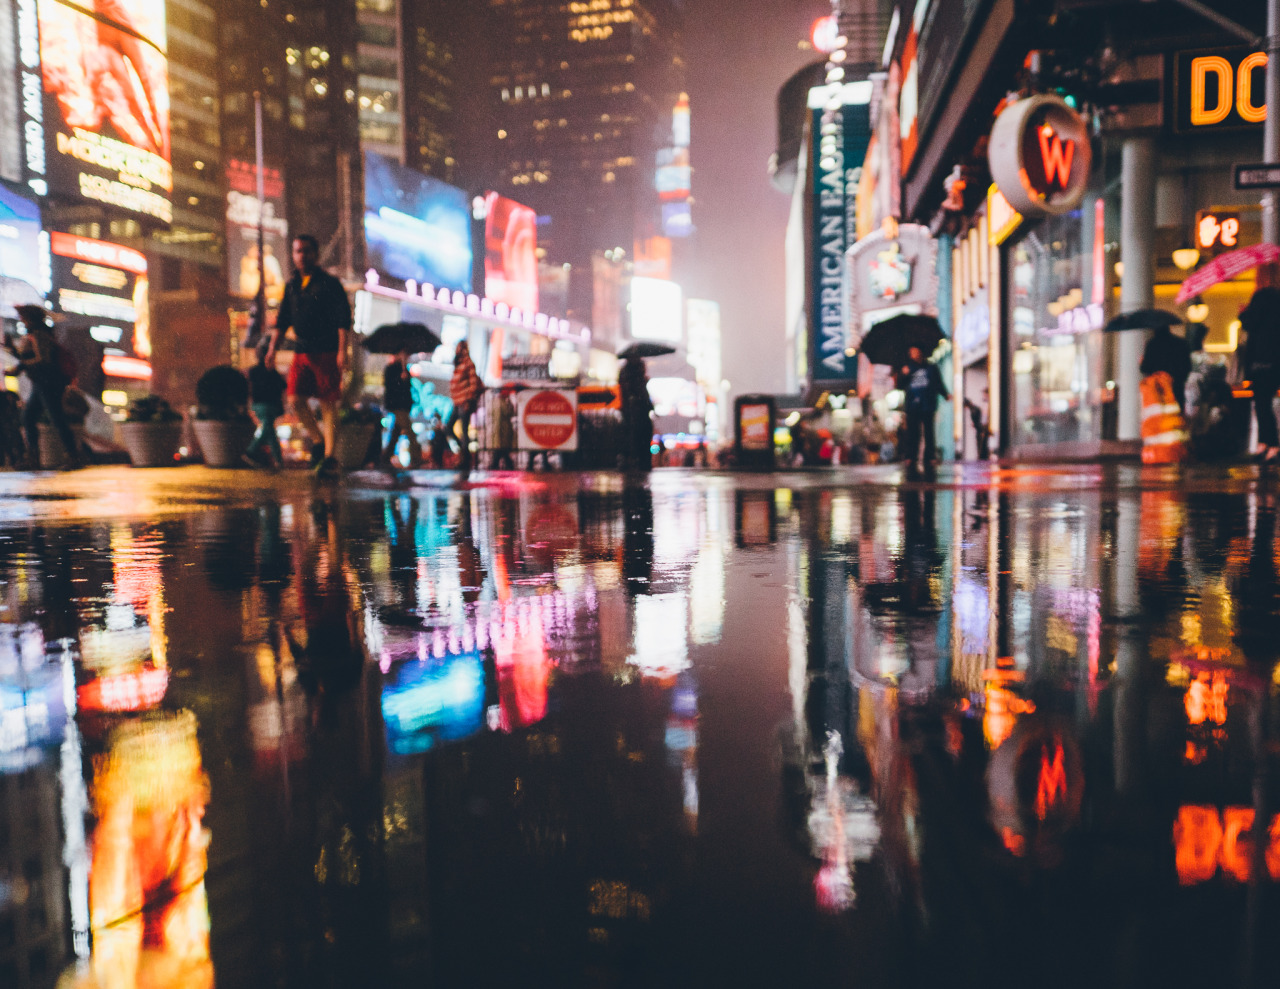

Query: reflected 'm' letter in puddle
[70,711,212,989]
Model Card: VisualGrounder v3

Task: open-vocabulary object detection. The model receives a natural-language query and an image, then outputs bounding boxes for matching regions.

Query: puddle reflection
[0,481,1276,985]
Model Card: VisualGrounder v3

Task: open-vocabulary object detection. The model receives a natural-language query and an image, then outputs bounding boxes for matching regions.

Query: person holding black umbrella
[619,356,654,471]
[381,347,420,467]
[1242,288,1280,463]
[897,346,950,479]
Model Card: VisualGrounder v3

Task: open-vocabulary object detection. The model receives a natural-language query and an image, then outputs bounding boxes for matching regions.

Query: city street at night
[2,463,1279,987]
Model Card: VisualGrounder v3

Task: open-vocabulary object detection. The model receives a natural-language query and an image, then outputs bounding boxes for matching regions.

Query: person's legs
[1256,374,1279,449]
[457,409,473,469]
[266,408,284,465]
[246,402,273,458]
[904,409,923,473]
[319,400,339,462]
[382,412,407,462]
[923,409,938,467]
[21,389,42,463]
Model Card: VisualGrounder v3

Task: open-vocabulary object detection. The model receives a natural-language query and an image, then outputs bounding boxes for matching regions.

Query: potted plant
[334,404,383,470]
[191,365,254,467]
[120,395,183,467]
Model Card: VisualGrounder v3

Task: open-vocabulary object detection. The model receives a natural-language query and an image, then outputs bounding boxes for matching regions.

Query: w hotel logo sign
[988,95,1092,218]
[1173,47,1268,133]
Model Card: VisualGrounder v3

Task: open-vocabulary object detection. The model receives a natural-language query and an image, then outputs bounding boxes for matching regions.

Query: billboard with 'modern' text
[38,0,172,223]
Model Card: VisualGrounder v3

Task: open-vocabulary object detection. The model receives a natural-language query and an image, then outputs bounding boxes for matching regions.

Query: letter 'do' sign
[988,95,1092,218]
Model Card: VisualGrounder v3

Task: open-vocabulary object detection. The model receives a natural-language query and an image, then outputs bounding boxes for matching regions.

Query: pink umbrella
[1176,243,1280,303]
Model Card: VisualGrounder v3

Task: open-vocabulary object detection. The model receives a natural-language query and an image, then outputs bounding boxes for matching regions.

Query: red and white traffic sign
[517,388,578,451]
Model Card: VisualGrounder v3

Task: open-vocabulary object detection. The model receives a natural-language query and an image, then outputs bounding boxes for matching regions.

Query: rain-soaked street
[3,464,1280,988]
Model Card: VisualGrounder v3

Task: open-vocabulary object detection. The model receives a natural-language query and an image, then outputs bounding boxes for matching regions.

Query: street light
[1171,245,1200,271]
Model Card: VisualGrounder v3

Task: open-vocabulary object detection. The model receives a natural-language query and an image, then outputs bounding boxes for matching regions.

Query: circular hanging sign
[988,95,1092,218]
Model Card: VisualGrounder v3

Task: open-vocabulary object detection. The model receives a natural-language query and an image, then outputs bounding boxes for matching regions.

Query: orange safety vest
[1140,371,1187,464]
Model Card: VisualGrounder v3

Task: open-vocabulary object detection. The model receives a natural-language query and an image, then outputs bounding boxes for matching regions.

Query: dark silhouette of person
[1242,288,1280,463]
[898,345,950,478]
[1139,325,1192,412]
[619,357,654,471]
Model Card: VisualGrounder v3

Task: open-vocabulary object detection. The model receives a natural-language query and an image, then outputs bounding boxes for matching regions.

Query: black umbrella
[618,341,676,360]
[1102,309,1182,333]
[362,321,442,355]
[856,314,945,368]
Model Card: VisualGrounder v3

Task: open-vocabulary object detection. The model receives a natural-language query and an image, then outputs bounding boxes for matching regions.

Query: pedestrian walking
[244,341,286,468]
[265,234,352,479]
[898,345,950,478]
[1241,287,1280,463]
[619,356,653,471]
[449,340,483,471]
[381,348,420,467]
[8,305,79,469]
[1139,324,1192,412]
[492,386,517,469]
[427,413,449,468]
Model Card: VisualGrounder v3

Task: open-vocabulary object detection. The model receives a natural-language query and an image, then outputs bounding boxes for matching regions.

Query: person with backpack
[448,340,483,471]
[8,305,80,469]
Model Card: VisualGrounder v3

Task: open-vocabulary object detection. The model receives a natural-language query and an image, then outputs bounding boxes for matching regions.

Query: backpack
[50,340,76,385]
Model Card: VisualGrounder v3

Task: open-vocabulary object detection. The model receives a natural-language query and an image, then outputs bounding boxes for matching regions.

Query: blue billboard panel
[363,151,472,293]
[0,186,46,294]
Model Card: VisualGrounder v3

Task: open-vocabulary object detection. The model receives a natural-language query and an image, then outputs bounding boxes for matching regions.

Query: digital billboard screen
[226,159,288,305]
[630,277,683,343]
[363,150,471,293]
[38,0,172,223]
[50,230,148,358]
[483,191,538,312]
[0,185,47,294]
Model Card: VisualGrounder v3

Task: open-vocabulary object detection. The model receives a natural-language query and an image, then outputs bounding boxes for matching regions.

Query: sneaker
[314,456,341,480]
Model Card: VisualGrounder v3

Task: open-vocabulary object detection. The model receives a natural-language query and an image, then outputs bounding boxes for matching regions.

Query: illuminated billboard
[226,159,288,305]
[50,231,149,360]
[38,0,172,223]
[363,150,472,293]
[483,191,538,312]
[630,276,682,343]
[0,185,49,296]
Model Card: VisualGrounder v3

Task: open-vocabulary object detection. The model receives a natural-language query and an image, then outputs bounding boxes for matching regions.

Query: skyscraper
[481,0,686,312]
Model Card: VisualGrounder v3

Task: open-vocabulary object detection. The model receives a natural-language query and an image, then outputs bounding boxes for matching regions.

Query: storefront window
[1009,210,1104,449]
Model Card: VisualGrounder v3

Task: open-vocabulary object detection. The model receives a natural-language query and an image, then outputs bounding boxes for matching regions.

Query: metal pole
[254,91,267,334]
[1264,0,1280,245]
[1118,137,1155,442]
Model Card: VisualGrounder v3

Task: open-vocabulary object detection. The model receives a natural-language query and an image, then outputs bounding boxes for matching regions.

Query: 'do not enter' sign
[518,388,578,451]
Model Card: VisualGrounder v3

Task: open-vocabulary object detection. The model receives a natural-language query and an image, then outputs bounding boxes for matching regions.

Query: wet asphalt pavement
[1,462,1280,988]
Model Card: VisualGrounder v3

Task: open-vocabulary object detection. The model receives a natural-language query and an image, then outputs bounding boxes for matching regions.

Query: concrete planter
[191,418,255,468]
[120,420,183,467]
[36,422,84,468]
[333,422,378,470]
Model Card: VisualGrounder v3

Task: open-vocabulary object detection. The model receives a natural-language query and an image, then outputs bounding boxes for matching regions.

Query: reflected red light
[1034,740,1068,821]
[494,606,550,732]
[78,667,169,713]
[1173,805,1280,884]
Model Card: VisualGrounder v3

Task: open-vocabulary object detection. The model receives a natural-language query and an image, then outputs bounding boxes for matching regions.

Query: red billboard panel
[484,192,538,313]
[38,0,172,223]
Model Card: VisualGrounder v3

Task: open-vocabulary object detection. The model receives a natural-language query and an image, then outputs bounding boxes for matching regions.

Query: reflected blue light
[381,651,485,755]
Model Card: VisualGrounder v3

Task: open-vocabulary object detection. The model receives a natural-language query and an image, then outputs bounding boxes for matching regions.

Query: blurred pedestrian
[428,412,449,468]
[381,348,420,467]
[493,385,517,469]
[619,356,653,471]
[244,341,286,468]
[898,345,950,478]
[1140,324,1192,411]
[1242,287,1280,463]
[8,304,79,468]
[449,340,483,471]
[266,234,352,479]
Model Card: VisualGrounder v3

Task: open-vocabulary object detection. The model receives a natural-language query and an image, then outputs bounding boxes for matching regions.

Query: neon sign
[1175,48,1267,132]
[1194,210,1240,252]
[988,95,1091,217]
[1173,805,1280,885]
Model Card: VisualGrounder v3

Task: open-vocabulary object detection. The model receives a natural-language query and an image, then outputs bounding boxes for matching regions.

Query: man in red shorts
[265,234,352,477]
